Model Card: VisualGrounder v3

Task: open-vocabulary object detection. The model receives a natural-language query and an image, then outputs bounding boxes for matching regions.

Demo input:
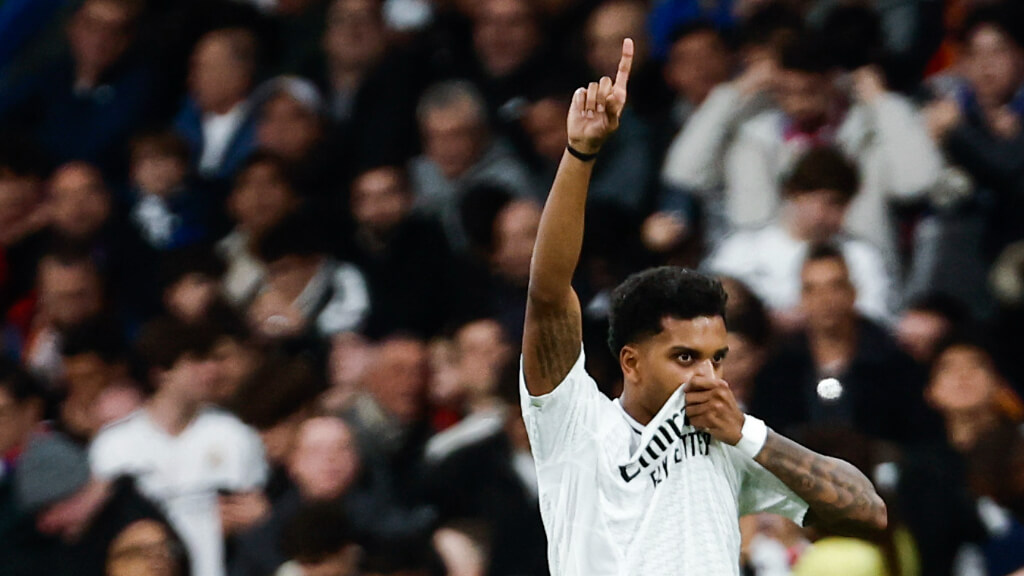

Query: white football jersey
[520,348,808,576]
[90,408,268,576]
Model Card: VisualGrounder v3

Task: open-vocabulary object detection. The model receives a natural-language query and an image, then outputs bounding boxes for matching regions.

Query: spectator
[107,519,191,576]
[410,80,536,250]
[0,141,49,321]
[343,164,457,338]
[175,27,261,184]
[520,88,654,213]
[128,131,210,251]
[249,213,370,341]
[424,356,547,576]
[662,21,734,137]
[0,359,45,474]
[663,29,943,257]
[275,502,360,576]
[219,152,303,307]
[900,333,1024,576]
[718,277,771,409]
[640,21,734,257]
[323,331,374,413]
[470,0,551,124]
[925,333,1023,453]
[488,199,541,343]
[424,318,511,464]
[0,0,154,176]
[56,318,137,445]
[90,318,269,576]
[895,292,969,366]
[254,75,339,199]
[704,146,896,329]
[23,249,106,385]
[319,0,421,169]
[227,350,324,503]
[229,415,357,576]
[261,0,332,77]
[159,247,228,326]
[234,415,432,576]
[0,363,49,576]
[45,161,155,322]
[207,305,262,407]
[13,432,175,576]
[750,244,935,445]
[343,335,433,504]
[923,2,1024,262]
[581,0,659,198]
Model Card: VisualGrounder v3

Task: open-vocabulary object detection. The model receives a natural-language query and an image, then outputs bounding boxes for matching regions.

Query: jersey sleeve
[731,447,809,525]
[519,346,609,462]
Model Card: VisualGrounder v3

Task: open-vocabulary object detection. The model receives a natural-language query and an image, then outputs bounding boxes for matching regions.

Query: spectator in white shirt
[90,318,269,576]
[705,146,895,330]
[663,30,942,258]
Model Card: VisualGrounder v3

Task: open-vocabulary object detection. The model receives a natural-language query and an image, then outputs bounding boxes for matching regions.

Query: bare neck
[619,386,656,426]
[146,393,201,436]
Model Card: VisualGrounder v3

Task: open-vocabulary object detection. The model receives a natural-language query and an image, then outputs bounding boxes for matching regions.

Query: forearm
[754,430,887,538]
[528,150,594,303]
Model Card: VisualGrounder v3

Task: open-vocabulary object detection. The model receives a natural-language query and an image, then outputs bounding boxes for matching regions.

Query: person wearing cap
[7,431,175,576]
[89,318,268,576]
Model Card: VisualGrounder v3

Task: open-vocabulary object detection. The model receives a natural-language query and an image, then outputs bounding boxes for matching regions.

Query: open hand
[683,375,744,445]
[567,38,633,155]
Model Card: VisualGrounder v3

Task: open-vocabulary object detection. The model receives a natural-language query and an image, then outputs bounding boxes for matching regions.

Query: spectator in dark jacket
[175,27,261,185]
[342,164,458,339]
[0,0,155,178]
[751,244,938,445]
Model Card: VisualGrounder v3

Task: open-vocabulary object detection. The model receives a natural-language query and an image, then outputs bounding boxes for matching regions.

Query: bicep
[522,288,583,396]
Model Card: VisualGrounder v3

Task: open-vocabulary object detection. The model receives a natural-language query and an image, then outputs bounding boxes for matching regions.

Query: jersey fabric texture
[520,347,808,576]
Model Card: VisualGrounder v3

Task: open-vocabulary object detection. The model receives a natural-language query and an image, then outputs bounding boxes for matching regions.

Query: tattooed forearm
[755,430,887,537]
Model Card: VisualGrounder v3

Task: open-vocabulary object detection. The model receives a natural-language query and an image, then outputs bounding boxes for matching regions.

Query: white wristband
[736,415,768,459]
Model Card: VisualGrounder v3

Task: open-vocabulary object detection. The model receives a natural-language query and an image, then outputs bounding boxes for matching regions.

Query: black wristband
[566,144,598,162]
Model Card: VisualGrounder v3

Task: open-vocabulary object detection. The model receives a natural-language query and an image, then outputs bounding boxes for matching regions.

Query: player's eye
[712,352,727,365]
[677,353,693,364]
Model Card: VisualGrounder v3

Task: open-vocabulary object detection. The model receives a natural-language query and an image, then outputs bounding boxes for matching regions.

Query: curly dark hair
[607,267,728,355]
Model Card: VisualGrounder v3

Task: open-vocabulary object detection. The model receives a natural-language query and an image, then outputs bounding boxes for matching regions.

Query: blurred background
[1,0,1024,574]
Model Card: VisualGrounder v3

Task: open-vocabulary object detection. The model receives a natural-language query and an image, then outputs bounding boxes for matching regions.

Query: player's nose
[693,358,715,378]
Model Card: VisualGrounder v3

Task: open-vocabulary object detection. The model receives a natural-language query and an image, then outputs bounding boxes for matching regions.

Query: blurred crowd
[2,0,1024,575]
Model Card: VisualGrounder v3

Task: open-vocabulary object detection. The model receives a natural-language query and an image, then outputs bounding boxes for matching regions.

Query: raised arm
[522,39,633,396]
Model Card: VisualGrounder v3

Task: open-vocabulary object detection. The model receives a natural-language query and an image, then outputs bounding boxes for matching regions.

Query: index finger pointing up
[615,38,634,91]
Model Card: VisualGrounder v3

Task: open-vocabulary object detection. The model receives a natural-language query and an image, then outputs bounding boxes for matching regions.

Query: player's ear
[620,345,641,383]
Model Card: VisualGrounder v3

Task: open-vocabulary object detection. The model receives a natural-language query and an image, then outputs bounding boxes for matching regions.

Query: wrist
[567,138,601,156]
[735,414,768,459]
[566,143,599,162]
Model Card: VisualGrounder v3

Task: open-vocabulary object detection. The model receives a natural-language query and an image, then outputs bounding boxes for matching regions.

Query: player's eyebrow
[669,346,729,358]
